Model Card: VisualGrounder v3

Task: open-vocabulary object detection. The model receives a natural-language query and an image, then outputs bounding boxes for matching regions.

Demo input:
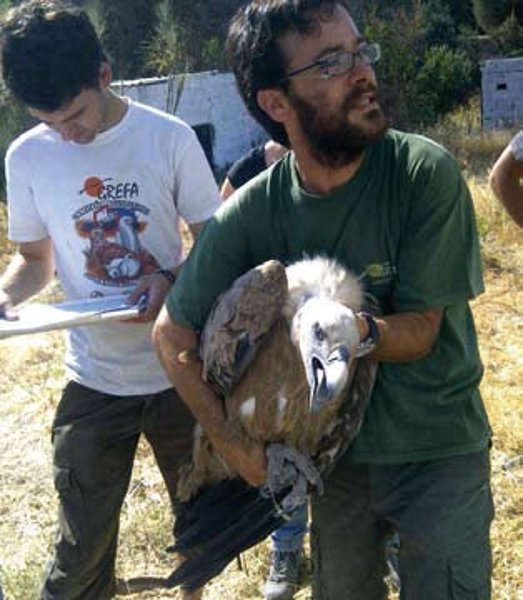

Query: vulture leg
[263,443,324,513]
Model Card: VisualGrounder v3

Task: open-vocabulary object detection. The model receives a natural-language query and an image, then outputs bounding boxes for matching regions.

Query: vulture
[165,256,378,592]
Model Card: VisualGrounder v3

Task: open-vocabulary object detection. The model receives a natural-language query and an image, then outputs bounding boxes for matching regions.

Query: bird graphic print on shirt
[73,175,160,286]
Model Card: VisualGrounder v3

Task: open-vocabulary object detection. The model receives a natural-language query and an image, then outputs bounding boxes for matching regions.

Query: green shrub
[365,4,479,129]
[490,11,523,55]
[421,0,459,48]
[415,46,476,123]
[0,86,31,201]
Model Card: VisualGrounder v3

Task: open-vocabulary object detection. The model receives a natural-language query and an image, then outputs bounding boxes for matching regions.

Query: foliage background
[0,0,522,163]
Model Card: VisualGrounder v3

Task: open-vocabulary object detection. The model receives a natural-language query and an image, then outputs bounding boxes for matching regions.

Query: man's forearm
[0,250,54,306]
[155,318,231,439]
[490,172,523,227]
[489,147,523,227]
[152,307,267,486]
[367,309,443,362]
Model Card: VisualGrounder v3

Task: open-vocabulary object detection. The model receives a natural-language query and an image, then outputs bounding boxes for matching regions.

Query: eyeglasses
[281,42,381,82]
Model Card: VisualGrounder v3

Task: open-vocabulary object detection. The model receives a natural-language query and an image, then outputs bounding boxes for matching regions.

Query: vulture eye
[313,322,326,341]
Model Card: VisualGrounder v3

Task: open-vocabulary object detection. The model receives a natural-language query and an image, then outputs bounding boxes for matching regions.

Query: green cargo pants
[311,449,493,600]
[41,381,196,600]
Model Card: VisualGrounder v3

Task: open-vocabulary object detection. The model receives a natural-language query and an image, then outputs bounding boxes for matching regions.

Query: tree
[443,0,476,28]
[421,0,459,48]
[490,11,523,56]
[472,0,523,31]
[93,0,158,80]
[415,45,475,122]
[364,2,479,128]
[364,7,424,128]
[166,0,243,71]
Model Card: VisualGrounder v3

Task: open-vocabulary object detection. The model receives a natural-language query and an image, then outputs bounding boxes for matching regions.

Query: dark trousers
[311,449,494,600]
[41,381,196,600]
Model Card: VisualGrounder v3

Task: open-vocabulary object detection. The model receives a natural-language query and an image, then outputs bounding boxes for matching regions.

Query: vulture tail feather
[172,479,263,551]
[165,478,288,591]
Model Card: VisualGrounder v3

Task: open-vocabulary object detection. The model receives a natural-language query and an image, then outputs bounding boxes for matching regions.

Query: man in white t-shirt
[0,1,221,598]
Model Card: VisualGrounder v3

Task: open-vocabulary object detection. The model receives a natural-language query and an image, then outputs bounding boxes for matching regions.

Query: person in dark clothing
[221,140,288,199]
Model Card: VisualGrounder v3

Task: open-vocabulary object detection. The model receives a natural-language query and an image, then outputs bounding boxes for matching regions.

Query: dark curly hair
[1,0,106,111]
[226,0,348,146]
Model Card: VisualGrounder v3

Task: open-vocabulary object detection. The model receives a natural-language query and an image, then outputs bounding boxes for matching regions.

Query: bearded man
[153,2,493,599]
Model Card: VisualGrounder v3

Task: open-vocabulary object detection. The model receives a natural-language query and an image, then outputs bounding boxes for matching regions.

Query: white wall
[113,71,267,174]
[482,58,523,130]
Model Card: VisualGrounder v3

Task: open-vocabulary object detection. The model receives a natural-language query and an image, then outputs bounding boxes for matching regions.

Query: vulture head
[292,296,360,413]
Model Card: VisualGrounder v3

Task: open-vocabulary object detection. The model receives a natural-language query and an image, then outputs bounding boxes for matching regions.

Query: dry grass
[0,141,521,599]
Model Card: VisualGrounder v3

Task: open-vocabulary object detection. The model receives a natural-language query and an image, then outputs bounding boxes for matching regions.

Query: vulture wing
[200,259,288,397]
[165,257,378,592]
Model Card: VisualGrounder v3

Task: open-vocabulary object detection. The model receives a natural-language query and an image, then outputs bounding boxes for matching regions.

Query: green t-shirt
[167,129,490,463]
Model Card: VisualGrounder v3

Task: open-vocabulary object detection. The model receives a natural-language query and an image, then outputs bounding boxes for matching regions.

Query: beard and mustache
[288,83,389,168]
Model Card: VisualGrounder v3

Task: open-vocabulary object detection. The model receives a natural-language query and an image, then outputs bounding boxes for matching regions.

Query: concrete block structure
[482,57,523,130]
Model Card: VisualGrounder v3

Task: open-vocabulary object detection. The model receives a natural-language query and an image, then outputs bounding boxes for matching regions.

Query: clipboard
[0,294,146,340]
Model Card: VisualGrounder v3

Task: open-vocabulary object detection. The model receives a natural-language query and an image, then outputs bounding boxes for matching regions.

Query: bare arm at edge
[489,145,523,227]
[0,238,55,317]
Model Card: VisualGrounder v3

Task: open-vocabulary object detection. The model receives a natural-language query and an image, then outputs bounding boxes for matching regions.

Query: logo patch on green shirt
[364,261,397,284]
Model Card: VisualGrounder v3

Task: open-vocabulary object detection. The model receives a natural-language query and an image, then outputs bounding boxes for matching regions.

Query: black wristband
[355,312,380,357]
[154,268,176,286]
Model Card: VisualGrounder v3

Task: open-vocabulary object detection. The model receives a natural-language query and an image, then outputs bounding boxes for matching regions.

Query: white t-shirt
[6,99,221,395]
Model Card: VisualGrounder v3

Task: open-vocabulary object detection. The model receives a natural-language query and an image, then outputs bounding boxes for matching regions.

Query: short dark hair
[226,0,348,146]
[1,0,106,111]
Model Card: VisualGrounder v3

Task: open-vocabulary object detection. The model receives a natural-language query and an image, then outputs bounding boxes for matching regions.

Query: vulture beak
[308,344,350,413]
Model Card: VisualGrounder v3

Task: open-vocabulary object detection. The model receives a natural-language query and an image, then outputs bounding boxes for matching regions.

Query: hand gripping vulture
[165,256,378,591]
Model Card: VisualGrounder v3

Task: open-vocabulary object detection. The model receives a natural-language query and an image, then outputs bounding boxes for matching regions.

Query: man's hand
[126,271,176,323]
[0,289,18,321]
[215,428,268,487]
